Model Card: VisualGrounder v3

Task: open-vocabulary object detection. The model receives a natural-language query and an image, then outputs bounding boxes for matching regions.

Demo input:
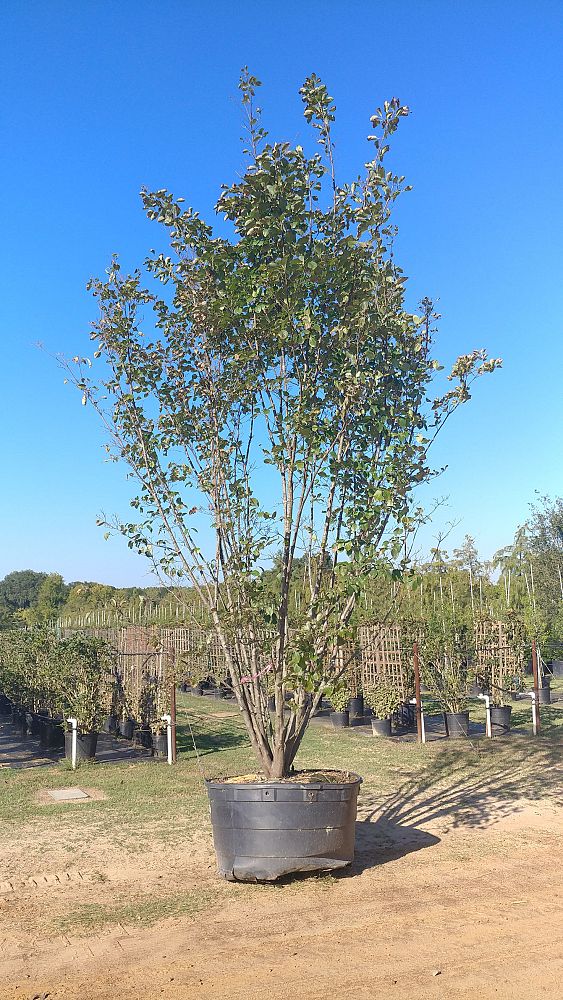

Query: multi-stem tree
[68,72,500,777]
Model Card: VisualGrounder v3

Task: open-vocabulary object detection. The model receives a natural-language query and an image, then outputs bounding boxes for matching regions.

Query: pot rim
[206,769,362,790]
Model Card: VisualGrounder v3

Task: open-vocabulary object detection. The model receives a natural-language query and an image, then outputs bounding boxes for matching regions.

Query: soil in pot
[490,705,512,736]
[64,731,98,761]
[330,710,349,728]
[207,769,362,882]
[444,710,470,739]
[371,717,392,738]
[348,695,364,722]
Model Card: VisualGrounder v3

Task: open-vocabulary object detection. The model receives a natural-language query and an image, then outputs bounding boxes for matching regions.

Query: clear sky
[1,0,561,586]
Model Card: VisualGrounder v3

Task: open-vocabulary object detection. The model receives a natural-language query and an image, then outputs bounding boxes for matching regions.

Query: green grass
[54,887,215,936]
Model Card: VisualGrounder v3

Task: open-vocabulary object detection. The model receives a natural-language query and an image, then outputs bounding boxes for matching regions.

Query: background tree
[0,570,47,611]
[66,71,500,778]
[23,573,69,625]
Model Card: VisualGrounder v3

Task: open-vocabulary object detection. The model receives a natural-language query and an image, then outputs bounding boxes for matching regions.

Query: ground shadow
[360,735,562,840]
[347,817,440,875]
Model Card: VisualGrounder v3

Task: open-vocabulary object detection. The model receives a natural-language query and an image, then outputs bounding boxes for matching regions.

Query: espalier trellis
[64,71,500,778]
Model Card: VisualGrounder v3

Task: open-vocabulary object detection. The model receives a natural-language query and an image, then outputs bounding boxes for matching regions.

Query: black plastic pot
[39,717,65,749]
[152,732,168,757]
[119,719,135,739]
[27,712,44,737]
[64,731,98,761]
[348,695,364,721]
[207,771,362,882]
[490,705,512,736]
[103,713,118,735]
[537,685,551,705]
[330,710,349,728]
[371,717,392,738]
[136,727,153,749]
[444,710,470,739]
[14,708,27,736]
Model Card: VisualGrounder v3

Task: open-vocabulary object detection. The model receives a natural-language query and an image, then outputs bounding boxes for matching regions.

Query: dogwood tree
[69,72,500,777]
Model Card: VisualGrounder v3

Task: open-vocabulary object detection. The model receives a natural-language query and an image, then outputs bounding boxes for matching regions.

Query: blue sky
[1,0,561,586]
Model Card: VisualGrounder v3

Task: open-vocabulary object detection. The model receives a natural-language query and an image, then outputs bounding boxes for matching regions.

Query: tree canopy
[67,71,501,776]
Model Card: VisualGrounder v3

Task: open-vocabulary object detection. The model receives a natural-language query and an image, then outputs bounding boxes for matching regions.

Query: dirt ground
[1,789,562,1000]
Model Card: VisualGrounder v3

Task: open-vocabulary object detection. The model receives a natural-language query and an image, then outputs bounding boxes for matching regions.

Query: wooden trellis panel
[473,619,525,695]
[358,623,413,700]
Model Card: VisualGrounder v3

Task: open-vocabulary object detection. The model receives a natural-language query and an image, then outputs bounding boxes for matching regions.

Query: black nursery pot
[206,771,362,882]
[40,717,65,749]
[119,719,135,739]
[28,712,44,737]
[444,710,470,739]
[490,705,512,736]
[537,685,551,705]
[371,717,392,738]
[331,710,350,728]
[14,708,28,736]
[136,727,153,749]
[64,730,98,761]
[348,695,364,721]
[152,732,168,757]
[103,714,118,735]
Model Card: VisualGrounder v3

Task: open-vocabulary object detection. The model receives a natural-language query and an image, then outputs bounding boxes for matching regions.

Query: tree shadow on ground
[374,737,561,829]
[344,735,562,875]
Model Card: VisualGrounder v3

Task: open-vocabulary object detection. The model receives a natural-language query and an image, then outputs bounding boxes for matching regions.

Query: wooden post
[170,672,178,762]
[531,639,541,735]
[413,641,423,743]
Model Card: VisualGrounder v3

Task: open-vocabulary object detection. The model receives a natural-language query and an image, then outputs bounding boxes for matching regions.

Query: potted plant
[329,685,351,728]
[420,613,471,739]
[364,681,402,737]
[136,674,171,755]
[347,673,364,722]
[56,634,115,761]
[475,614,525,735]
[71,70,499,880]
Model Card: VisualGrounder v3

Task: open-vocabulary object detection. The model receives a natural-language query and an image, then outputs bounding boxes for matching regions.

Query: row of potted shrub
[0,629,170,761]
[324,673,546,739]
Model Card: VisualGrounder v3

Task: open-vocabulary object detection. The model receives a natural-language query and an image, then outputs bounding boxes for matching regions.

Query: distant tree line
[1,496,562,654]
